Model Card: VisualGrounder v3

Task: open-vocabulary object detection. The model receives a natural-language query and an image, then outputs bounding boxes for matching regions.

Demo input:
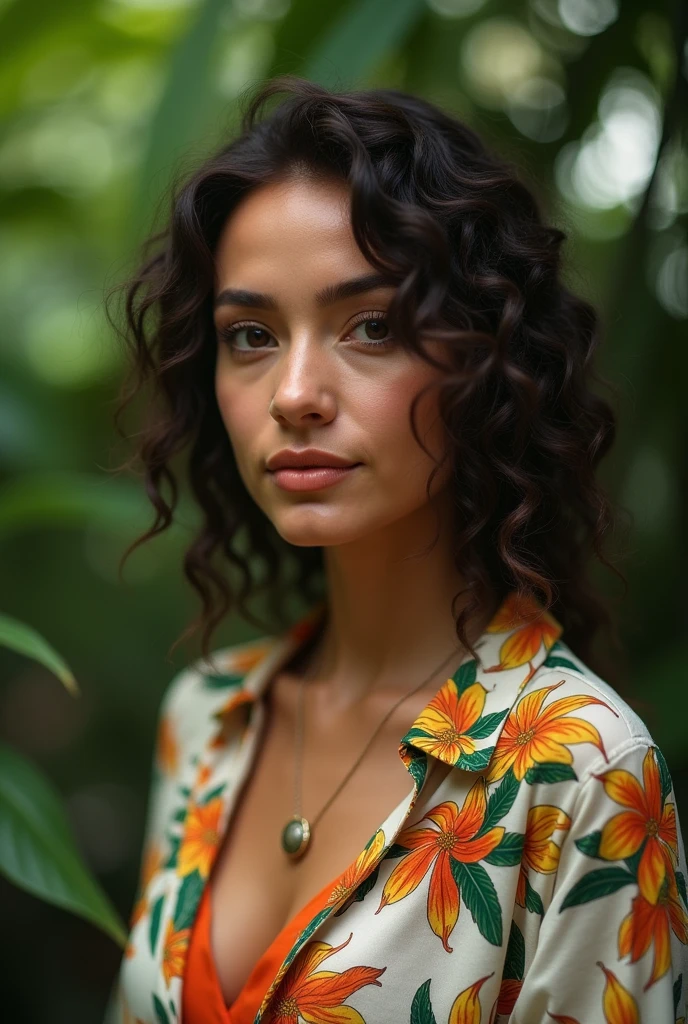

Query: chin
[269,508,371,548]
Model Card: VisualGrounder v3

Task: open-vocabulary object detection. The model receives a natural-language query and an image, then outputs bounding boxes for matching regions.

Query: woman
[104,77,687,1023]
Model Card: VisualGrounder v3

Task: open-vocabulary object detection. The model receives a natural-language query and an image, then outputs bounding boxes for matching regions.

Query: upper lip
[266,448,360,471]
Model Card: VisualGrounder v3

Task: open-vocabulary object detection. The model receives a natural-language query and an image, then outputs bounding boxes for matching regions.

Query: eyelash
[218,311,394,359]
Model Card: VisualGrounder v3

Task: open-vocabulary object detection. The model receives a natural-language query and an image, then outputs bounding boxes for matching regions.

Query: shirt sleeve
[511,739,688,1023]
[102,662,197,1024]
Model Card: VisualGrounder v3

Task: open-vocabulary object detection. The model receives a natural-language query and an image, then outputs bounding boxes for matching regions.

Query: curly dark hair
[109,75,628,686]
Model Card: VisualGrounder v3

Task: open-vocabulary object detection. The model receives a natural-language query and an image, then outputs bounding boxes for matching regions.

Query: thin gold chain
[292,641,465,827]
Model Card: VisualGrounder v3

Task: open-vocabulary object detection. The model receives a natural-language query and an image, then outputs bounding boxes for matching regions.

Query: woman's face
[213,175,453,548]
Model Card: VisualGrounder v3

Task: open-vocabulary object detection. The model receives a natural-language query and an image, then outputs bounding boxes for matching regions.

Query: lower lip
[269,465,362,492]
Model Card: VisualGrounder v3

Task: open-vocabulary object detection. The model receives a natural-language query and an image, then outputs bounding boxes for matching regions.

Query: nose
[268,336,336,427]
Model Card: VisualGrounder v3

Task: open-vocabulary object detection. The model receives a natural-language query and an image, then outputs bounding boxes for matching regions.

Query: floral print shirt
[104,592,688,1024]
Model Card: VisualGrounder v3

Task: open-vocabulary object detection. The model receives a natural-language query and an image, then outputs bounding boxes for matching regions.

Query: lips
[266,448,360,472]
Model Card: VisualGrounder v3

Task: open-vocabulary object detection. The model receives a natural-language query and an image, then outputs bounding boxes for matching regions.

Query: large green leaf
[0,613,78,696]
[303,0,427,88]
[0,742,127,947]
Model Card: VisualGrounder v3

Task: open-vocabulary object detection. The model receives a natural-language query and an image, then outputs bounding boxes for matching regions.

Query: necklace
[280,640,464,859]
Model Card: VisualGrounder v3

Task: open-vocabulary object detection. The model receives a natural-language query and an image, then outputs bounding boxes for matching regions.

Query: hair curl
[109,75,628,685]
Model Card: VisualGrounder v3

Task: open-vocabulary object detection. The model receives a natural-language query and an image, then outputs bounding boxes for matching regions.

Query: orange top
[182,873,342,1024]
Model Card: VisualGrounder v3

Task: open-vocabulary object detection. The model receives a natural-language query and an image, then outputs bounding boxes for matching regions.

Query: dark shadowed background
[0,0,686,1019]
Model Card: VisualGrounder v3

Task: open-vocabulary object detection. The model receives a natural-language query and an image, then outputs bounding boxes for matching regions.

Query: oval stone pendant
[281,815,311,859]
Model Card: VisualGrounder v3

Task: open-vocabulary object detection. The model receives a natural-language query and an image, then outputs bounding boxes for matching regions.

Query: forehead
[213,176,373,286]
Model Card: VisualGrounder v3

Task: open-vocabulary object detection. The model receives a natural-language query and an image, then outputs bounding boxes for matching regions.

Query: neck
[297,495,499,709]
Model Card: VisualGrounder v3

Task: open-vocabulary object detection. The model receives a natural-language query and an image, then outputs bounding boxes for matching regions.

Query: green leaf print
[484,831,524,867]
[452,860,502,946]
[334,866,380,916]
[673,973,682,1018]
[199,783,226,805]
[202,670,245,690]
[574,830,602,858]
[676,871,687,910]
[406,751,428,790]
[456,747,494,772]
[655,745,673,805]
[410,979,438,1024]
[385,842,411,860]
[543,642,580,672]
[524,763,577,785]
[480,771,520,833]
[148,894,165,955]
[465,708,508,740]
[152,994,170,1024]
[503,921,525,980]
[453,658,477,694]
[164,833,181,870]
[560,867,636,911]
[524,876,544,916]
[173,869,204,930]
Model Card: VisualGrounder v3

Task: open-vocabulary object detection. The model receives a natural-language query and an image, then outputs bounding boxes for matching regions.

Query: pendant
[281,815,311,859]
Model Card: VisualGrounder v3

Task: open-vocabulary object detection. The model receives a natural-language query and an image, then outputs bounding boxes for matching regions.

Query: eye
[218,322,276,357]
[347,312,394,349]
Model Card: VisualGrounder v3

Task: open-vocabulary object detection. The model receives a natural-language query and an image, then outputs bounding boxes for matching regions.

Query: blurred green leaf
[303,0,426,87]
[0,613,78,696]
[132,0,232,238]
[0,0,99,62]
[0,741,128,948]
[0,472,197,537]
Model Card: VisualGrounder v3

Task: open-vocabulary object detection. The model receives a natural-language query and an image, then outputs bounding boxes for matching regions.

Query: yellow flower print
[156,713,178,775]
[161,918,190,987]
[376,779,504,952]
[129,841,164,928]
[486,680,614,783]
[594,746,679,904]
[547,961,639,1023]
[262,931,385,1024]
[484,592,561,680]
[618,868,688,991]
[327,829,385,908]
[448,972,494,1024]
[409,679,490,764]
[516,804,571,908]
[177,797,223,879]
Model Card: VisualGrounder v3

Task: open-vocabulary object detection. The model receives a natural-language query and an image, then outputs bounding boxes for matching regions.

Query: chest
[207,681,440,1006]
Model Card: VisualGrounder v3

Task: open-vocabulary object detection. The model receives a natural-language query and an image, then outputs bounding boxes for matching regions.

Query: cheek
[360,371,447,477]
[215,377,258,465]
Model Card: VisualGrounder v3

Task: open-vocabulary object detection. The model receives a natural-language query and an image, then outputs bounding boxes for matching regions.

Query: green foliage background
[0,0,686,1018]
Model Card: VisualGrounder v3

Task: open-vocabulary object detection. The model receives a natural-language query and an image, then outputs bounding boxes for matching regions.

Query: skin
[208,174,498,1005]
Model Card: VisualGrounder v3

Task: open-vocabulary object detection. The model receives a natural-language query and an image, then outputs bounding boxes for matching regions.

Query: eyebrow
[214,272,395,311]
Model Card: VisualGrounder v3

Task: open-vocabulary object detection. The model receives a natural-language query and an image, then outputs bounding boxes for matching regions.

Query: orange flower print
[595,746,679,904]
[262,931,385,1024]
[484,592,561,680]
[618,868,688,990]
[328,829,385,908]
[406,679,490,764]
[486,680,614,784]
[129,841,164,928]
[516,804,571,907]
[193,762,212,791]
[448,972,493,1024]
[547,961,639,1023]
[156,713,178,775]
[161,918,190,987]
[376,778,504,952]
[497,978,522,1018]
[177,797,223,879]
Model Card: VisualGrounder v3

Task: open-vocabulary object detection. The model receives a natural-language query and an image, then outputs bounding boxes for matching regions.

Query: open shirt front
[105,592,688,1023]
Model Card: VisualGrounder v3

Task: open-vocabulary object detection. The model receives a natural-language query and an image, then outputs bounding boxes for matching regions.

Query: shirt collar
[205,591,563,773]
